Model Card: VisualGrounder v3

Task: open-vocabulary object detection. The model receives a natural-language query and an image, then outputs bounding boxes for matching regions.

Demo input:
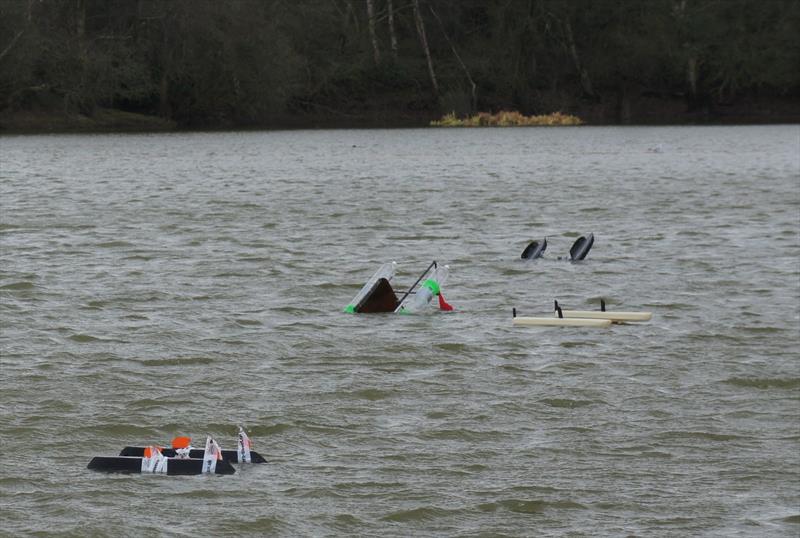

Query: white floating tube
[395,265,448,314]
[513,316,612,328]
[559,310,652,322]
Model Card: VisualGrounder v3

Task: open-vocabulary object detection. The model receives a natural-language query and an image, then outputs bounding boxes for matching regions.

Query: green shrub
[431,110,582,127]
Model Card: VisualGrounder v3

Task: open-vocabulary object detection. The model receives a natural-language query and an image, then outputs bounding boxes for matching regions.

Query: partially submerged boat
[512,299,652,328]
[88,428,262,475]
[344,261,453,314]
[88,436,234,475]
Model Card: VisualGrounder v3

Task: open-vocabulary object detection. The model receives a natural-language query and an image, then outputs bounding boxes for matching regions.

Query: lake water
[1,126,798,537]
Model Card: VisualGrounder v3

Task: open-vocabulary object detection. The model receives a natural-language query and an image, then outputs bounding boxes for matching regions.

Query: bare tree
[0,0,33,63]
[673,0,700,107]
[387,0,398,60]
[0,31,25,64]
[76,0,88,65]
[366,0,381,64]
[563,18,594,98]
[429,4,476,111]
[412,0,438,95]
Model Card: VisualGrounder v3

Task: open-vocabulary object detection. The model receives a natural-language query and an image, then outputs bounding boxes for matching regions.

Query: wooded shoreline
[2,1,798,134]
[2,96,797,134]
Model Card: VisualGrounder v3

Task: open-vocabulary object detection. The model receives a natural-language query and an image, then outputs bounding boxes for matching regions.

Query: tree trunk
[564,19,594,98]
[0,31,25,63]
[412,0,438,96]
[75,0,92,112]
[387,0,398,60]
[345,1,360,33]
[687,55,698,100]
[159,70,170,118]
[76,0,88,64]
[429,4,476,111]
[673,0,702,111]
[0,0,34,63]
[366,0,381,65]
[617,85,631,124]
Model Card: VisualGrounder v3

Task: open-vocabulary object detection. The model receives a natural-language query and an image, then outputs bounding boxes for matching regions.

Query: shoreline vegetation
[430,111,582,127]
[1,98,797,135]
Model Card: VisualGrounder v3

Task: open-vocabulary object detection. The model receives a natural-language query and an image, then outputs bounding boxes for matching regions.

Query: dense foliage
[1,0,798,127]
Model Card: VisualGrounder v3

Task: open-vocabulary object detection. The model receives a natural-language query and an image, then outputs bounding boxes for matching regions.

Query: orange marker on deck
[171,436,192,449]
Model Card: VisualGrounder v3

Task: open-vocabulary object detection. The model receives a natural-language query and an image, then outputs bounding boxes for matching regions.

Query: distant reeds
[430,110,582,127]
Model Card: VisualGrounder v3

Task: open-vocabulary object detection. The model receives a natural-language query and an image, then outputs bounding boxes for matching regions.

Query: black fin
[521,238,547,260]
[569,233,594,261]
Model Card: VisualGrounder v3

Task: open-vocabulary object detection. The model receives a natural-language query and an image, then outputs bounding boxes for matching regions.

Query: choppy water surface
[1,126,798,537]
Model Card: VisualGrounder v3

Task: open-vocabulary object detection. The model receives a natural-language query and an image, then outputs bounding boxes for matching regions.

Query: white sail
[140,446,167,474]
[237,426,252,463]
[202,436,222,474]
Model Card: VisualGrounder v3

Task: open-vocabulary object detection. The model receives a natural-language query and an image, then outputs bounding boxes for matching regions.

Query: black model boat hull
[87,456,236,475]
[118,446,266,463]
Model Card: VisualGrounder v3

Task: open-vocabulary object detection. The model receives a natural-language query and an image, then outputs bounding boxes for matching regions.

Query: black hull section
[88,456,236,475]
[118,446,267,464]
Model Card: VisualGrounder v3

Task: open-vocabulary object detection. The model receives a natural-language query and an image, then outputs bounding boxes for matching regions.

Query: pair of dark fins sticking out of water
[349,260,452,314]
[521,233,594,262]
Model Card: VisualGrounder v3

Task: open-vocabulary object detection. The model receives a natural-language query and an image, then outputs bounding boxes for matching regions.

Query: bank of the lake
[2,95,799,134]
